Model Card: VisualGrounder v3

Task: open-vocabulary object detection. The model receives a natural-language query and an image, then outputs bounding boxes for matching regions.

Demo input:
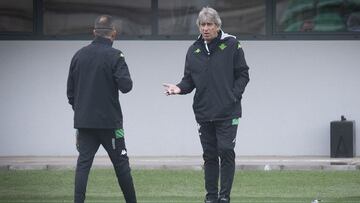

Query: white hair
[196,7,222,28]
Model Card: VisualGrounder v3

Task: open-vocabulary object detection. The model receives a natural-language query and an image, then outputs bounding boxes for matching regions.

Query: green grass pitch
[0,169,359,202]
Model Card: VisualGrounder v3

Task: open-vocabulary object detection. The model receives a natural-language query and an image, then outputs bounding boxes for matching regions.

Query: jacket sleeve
[233,42,250,101]
[113,53,133,93]
[177,53,195,94]
[66,56,76,109]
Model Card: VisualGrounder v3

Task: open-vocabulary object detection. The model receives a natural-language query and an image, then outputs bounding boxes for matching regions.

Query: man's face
[199,22,219,42]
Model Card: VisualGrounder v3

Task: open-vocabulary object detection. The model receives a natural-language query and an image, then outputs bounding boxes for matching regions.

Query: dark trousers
[74,129,137,203]
[198,118,238,202]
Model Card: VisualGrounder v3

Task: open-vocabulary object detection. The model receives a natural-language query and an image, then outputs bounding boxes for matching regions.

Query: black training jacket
[177,31,250,122]
[67,36,132,129]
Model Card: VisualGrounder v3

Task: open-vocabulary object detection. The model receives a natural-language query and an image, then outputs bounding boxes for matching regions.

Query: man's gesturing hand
[163,83,181,96]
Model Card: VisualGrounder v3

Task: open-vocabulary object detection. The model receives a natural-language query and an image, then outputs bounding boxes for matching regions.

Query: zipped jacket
[67,36,132,128]
[177,31,250,122]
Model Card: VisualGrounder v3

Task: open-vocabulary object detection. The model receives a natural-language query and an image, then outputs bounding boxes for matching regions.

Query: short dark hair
[94,15,115,37]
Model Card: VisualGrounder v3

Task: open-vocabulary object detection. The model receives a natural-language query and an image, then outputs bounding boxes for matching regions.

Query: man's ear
[111,30,117,40]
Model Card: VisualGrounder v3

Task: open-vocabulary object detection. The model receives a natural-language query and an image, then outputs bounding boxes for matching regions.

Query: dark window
[43,0,152,37]
[276,0,360,33]
[0,0,33,32]
[0,0,359,40]
[158,0,199,35]
[158,0,265,36]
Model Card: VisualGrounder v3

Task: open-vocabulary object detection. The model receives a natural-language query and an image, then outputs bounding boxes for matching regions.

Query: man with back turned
[67,15,137,203]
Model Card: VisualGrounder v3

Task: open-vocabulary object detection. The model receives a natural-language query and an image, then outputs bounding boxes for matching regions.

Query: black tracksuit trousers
[74,129,137,203]
[198,118,239,202]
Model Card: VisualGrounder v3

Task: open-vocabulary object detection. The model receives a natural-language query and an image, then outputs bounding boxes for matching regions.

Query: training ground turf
[0,169,359,203]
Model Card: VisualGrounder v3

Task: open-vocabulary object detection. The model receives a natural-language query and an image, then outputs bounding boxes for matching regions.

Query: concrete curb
[1,156,359,171]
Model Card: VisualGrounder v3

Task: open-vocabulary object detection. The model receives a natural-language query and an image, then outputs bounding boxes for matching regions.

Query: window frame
[0,0,359,40]
[271,0,360,40]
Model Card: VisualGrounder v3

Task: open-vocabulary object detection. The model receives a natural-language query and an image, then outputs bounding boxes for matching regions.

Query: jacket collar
[196,30,222,45]
[195,31,222,54]
[92,36,113,47]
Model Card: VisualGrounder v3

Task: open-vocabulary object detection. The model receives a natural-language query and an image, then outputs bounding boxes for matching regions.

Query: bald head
[93,15,116,40]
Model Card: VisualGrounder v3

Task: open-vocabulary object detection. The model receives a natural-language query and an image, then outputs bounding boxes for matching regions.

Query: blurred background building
[0,0,359,156]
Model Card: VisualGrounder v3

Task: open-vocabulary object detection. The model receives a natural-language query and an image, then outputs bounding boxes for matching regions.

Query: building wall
[0,40,359,156]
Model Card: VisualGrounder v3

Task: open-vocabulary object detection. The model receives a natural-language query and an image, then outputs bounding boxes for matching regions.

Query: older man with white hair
[164,7,250,203]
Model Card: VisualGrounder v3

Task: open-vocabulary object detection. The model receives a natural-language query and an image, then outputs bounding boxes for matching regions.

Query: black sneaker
[204,199,218,203]
[218,197,230,203]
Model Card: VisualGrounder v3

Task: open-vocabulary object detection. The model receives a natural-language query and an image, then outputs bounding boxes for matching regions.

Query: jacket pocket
[232,89,242,103]
[230,91,237,103]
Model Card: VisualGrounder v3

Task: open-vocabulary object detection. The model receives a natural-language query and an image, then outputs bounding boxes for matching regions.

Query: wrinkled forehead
[198,16,218,26]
